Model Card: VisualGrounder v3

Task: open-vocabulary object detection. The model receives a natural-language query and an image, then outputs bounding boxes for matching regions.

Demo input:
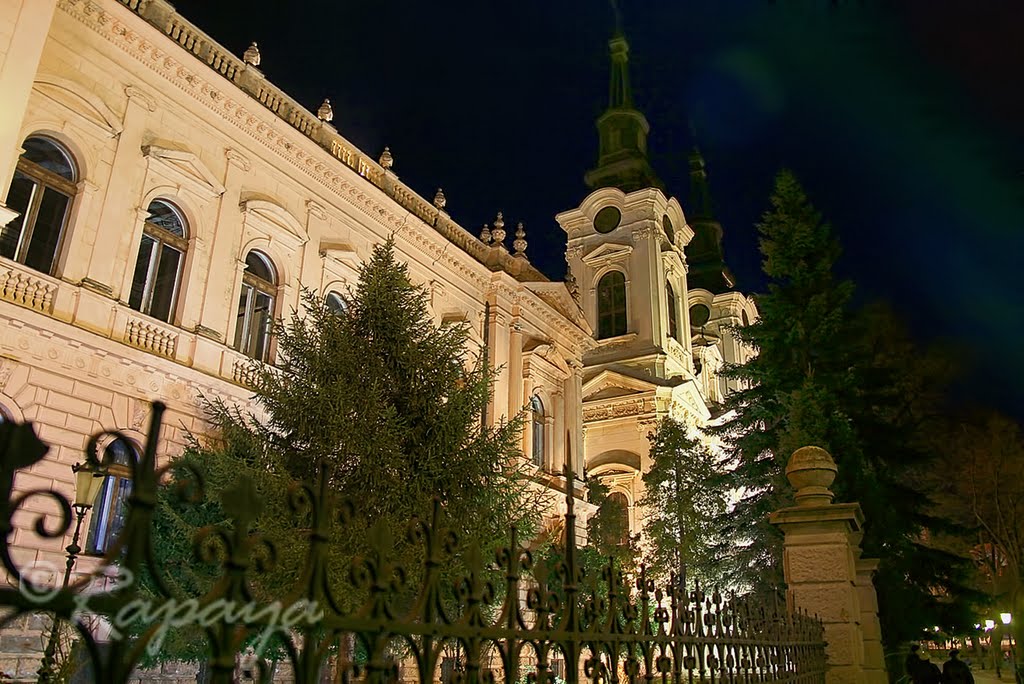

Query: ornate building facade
[0,0,754,677]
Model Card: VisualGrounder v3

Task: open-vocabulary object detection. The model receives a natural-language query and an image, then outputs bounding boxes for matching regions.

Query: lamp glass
[72,463,106,507]
[985,620,996,630]
[1000,612,1012,625]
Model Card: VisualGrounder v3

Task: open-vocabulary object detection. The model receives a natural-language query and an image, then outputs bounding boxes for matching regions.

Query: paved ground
[975,668,1018,684]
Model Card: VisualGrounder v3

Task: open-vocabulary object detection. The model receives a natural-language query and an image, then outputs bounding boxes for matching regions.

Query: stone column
[855,558,887,684]
[769,446,888,684]
[507,322,524,419]
[0,0,58,225]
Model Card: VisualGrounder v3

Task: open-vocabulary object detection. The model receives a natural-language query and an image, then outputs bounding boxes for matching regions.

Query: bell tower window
[666,282,678,341]
[597,271,627,339]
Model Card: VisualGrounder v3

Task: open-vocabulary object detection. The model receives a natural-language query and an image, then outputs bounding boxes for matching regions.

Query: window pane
[251,291,274,361]
[106,477,133,550]
[326,291,346,315]
[234,284,252,351]
[0,173,35,260]
[146,200,185,237]
[128,234,156,312]
[148,243,182,322]
[87,477,116,554]
[23,187,69,274]
[244,251,275,284]
[22,137,75,181]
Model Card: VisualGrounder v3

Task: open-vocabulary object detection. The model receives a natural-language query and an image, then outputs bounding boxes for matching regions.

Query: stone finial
[317,99,334,123]
[785,446,838,507]
[379,146,394,170]
[491,212,506,245]
[433,188,447,210]
[513,221,527,257]
[480,223,492,244]
[243,41,261,67]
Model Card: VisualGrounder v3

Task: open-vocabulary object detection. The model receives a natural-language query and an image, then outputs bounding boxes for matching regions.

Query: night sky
[169,0,1024,417]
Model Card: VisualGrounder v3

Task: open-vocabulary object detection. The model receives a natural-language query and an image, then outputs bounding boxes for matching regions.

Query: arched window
[666,282,678,341]
[605,491,631,546]
[128,199,187,322]
[234,251,277,362]
[531,395,544,467]
[597,271,627,339]
[1,136,77,275]
[325,291,347,315]
[86,437,136,555]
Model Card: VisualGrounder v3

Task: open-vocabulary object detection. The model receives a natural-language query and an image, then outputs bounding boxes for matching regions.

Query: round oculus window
[662,215,675,244]
[689,303,711,328]
[594,206,621,234]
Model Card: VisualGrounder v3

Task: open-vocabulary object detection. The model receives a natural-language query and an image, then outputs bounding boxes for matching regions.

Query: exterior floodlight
[1000,612,1012,625]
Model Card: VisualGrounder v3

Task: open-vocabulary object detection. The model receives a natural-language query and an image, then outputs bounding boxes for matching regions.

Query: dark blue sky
[171,0,1024,416]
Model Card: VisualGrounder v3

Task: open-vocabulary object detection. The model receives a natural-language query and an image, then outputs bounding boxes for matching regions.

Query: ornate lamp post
[37,462,106,682]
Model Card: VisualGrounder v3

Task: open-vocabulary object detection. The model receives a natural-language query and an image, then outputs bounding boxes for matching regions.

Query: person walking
[944,649,975,684]
[921,652,943,684]
[907,645,926,684]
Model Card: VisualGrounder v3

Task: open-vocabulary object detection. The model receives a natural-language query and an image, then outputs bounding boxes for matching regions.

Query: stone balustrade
[0,260,58,315]
[110,0,545,281]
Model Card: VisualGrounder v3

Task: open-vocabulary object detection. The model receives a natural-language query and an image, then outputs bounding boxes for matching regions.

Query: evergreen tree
[713,169,855,591]
[714,171,978,648]
[141,238,543,663]
[639,417,726,588]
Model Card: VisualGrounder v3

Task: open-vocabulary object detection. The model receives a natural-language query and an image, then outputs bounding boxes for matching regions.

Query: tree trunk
[333,633,353,684]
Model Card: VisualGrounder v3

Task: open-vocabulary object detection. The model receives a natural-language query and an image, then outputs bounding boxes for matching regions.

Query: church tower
[556,31,714,536]
[558,31,696,386]
[684,149,735,293]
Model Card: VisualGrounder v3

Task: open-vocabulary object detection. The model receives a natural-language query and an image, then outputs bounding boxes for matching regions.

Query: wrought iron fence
[0,403,827,683]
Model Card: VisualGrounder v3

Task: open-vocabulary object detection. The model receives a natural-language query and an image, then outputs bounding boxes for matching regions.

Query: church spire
[684,147,735,292]
[584,30,663,193]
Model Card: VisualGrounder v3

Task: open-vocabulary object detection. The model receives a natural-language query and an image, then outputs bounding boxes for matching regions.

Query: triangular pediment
[583,368,658,402]
[669,380,712,423]
[143,145,225,198]
[582,242,632,266]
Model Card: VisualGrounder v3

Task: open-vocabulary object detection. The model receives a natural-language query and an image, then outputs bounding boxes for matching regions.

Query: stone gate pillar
[769,446,888,684]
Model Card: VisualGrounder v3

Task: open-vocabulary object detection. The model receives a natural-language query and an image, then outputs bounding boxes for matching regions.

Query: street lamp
[1002,613,1013,626]
[37,461,106,682]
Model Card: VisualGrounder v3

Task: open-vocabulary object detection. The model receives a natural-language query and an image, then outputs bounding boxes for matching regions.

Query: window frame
[234,251,278,362]
[596,270,628,339]
[531,395,545,468]
[1,136,77,275]
[666,282,678,341]
[85,438,136,556]
[129,199,188,323]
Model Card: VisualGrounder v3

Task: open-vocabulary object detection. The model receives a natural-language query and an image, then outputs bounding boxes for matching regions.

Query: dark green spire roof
[584,34,663,193]
[685,148,735,292]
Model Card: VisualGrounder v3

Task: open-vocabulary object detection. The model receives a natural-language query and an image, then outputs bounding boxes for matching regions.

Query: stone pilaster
[769,446,888,684]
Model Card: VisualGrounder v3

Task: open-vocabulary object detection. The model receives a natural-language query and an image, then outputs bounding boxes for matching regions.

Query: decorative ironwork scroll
[0,403,826,683]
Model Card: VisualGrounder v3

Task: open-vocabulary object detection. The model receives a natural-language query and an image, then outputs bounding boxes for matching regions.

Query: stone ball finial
[317,99,334,123]
[491,212,506,245]
[379,146,394,170]
[480,223,492,244]
[513,221,527,257]
[433,188,447,210]
[785,446,838,507]
[243,41,261,67]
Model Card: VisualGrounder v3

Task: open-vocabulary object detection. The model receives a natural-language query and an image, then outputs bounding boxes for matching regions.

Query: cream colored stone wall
[0,0,589,611]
